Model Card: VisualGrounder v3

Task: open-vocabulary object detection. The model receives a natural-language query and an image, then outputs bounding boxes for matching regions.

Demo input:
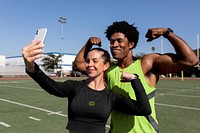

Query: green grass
[156,79,200,133]
[0,78,200,133]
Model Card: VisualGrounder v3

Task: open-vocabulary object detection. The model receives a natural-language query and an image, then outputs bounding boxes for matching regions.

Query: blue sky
[0,0,200,57]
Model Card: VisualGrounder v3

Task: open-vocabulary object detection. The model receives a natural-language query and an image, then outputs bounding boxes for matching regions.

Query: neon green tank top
[106,59,158,133]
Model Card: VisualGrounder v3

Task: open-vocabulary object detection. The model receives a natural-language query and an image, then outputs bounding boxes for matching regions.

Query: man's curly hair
[105,21,139,48]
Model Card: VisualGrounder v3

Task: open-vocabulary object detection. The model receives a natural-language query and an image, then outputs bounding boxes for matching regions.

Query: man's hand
[87,37,101,47]
[145,28,167,42]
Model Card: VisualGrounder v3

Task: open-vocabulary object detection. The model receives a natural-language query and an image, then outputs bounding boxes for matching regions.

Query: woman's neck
[86,76,106,91]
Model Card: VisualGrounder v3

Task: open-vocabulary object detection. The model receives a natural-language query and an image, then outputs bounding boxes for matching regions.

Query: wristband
[130,74,139,80]
[163,28,173,38]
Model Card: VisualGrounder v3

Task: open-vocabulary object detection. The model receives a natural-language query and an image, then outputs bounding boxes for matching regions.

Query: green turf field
[0,77,200,133]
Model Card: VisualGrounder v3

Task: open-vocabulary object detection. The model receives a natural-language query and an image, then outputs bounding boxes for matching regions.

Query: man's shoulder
[140,54,160,78]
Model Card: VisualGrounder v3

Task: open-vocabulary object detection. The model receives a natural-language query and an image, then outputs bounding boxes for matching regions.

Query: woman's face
[85,50,109,78]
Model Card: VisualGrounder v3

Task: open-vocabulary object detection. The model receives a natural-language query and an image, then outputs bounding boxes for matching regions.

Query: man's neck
[118,56,134,68]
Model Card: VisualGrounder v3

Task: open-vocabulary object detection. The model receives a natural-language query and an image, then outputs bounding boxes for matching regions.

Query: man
[73,21,199,133]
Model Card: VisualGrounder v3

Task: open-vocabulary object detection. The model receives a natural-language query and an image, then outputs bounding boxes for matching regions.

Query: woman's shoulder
[64,79,86,87]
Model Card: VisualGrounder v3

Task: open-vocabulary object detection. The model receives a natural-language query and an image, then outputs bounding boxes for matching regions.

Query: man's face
[109,32,133,60]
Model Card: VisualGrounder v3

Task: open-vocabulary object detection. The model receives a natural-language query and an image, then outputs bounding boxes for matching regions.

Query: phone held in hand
[33,28,47,44]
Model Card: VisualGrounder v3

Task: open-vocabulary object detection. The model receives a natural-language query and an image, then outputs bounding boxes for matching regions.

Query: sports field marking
[157,93,200,98]
[0,98,67,117]
[0,122,11,127]
[0,98,112,129]
[2,84,199,100]
[156,103,200,111]
[0,81,21,84]
[29,116,41,121]
[47,111,63,115]
[159,87,200,91]
[0,85,43,91]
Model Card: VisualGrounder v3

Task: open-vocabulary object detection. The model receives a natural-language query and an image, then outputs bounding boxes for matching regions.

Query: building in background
[0,52,76,77]
[0,55,6,77]
[1,49,199,78]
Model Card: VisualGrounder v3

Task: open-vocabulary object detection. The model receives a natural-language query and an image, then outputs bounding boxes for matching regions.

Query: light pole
[197,34,199,61]
[160,39,163,54]
[58,17,66,77]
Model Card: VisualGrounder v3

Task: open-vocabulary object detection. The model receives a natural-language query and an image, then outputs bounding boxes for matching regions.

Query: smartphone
[33,28,47,44]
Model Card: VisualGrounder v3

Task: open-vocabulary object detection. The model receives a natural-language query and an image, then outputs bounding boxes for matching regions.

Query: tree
[41,54,62,73]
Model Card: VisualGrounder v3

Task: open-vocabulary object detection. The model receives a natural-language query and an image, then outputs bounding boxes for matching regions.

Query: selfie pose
[22,40,151,133]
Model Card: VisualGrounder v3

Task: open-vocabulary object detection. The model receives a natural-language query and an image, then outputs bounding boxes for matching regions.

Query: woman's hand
[22,40,44,72]
[121,71,138,82]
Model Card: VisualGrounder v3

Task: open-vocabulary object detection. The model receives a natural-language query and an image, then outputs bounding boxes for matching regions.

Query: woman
[22,40,151,133]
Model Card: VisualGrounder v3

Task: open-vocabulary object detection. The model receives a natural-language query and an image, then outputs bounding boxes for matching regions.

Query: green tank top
[106,59,158,133]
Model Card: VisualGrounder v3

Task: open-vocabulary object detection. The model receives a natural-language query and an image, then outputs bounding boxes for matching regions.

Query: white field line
[2,84,200,99]
[3,84,199,128]
[0,122,11,127]
[156,93,200,98]
[28,116,41,121]
[0,84,200,98]
[47,111,63,115]
[0,85,43,91]
[0,81,21,84]
[0,97,111,129]
[156,103,200,111]
[0,98,67,117]
[158,87,200,91]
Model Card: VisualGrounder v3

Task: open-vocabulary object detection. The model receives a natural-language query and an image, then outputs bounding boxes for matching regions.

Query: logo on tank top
[88,101,95,106]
